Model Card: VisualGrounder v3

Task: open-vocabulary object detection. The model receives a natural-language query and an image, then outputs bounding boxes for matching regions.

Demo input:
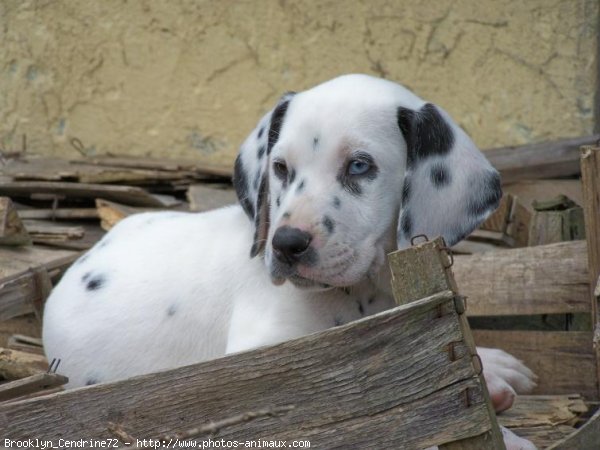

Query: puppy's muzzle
[272,226,313,266]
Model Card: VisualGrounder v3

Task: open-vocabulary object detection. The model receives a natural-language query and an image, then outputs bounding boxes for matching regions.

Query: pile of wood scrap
[0,133,598,422]
[0,152,237,399]
[455,134,595,254]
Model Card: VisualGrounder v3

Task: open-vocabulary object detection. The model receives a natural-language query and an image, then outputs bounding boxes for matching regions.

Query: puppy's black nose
[272,226,312,264]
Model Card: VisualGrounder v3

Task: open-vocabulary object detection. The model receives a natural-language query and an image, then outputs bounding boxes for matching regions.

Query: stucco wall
[1,0,598,166]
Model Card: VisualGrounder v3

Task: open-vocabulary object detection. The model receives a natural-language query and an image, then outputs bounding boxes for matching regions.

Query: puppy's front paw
[501,426,537,450]
[477,347,537,412]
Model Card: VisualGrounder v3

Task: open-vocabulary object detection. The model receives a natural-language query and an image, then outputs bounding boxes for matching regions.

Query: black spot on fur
[86,274,106,291]
[468,171,502,217]
[82,272,91,282]
[368,296,376,305]
[257,145,266,159]
[401,212,412,238]
[334,317,343,326]
[430,163,451,188]
[323,216,335,234]
[282,212,291,219]
[296,179,305,194]
[397,103,455,168]
[268,95,295,155]
[167,304,177,317]
[288,168,296,185]
[357,301,365,315]
[233,155,254,219]
[257,127,264,139]
[333,197,341,209]
[85,378,99,386]
[313,137,319,150]
[276,196,281,207]
[401,178,411,205]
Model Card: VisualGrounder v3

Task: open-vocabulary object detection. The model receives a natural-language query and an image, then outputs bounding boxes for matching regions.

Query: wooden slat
[453,241,589,316]
[485,134,599,183]
[503,179,583,213]
[580,145,600,403]
[0,372,68,402]
[0,248,79,321]
[187,184,237,212]
[472,330,597,398]
[0,181,179,207]
[0,292,499,449]
[389,239,505,449]
[499,394,588,450]
[547,407,600,450]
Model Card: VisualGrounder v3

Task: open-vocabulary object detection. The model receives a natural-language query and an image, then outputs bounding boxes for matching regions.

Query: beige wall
[1,0,598,166]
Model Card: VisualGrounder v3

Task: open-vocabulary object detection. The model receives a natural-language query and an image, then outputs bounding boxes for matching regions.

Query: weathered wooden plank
[0,181,179,208]
[0,248,79,321]
[499,394,587,429]
[0,314,40,348]
[580,145,600,402]
[503,179,584,213]
[0,292,499,449]
[485,134,599,183]
[17,208,99,220]
[0,372,68,402]
[472,330,597,398]
[0,347,48,380]
[0,197,31,246]
[547,406,600,450]
[389,239,505,449]
[187,184,237,212]
[453,241,589,316]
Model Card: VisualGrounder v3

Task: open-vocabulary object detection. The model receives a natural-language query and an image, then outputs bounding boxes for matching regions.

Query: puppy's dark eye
[273,160,288,180]
[347,159,371,176]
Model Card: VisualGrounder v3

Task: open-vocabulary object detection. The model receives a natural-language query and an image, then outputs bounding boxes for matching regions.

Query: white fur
[44,74,535,447]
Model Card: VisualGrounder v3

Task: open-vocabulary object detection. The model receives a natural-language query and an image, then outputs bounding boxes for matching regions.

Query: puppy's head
[234,74,501,289]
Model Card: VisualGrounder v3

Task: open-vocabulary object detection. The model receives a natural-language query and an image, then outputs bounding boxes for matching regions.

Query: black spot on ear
[430,163,451,188]
[233,155,254,219]
[313,136,319,150]
[334,316,343,326]
[357,301,365,316]
[257,127,264,139]
[333,197,341,209]
[167,304,177,317]
[86,274,106,291]
[468,171,502,217]
[397,103,455,168]
[323,216,335,234]
[288,168,296,185]
[296,179,305,194]
[268,95,295,155]
[85,378,99,386]
[401,212,412,238]
[276,196,281,207]
[401,178,411,205]
[257,145,266,159]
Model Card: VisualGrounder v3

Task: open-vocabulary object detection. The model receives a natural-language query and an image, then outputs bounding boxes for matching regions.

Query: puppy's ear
[233,92,295,257]
[396,103,501,249]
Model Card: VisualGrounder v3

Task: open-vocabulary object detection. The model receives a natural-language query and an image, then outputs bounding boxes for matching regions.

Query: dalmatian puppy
[43,74,536,448]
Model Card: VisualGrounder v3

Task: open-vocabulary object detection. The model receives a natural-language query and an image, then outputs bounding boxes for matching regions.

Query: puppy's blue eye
[348,160,371,176]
